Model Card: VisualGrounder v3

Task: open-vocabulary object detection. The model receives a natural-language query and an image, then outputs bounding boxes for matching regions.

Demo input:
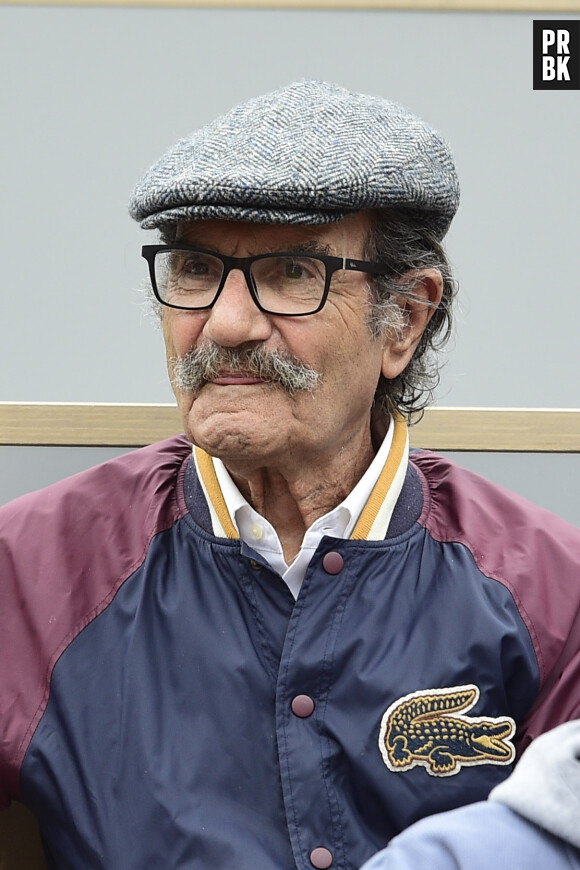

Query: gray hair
[364,209,457,421]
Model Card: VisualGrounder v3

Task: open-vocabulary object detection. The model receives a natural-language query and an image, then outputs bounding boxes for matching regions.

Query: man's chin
[191,426,283,467]
[183,396,283,449]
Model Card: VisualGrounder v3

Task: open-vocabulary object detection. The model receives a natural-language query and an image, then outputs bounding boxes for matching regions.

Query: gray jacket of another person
[360,719,580,870]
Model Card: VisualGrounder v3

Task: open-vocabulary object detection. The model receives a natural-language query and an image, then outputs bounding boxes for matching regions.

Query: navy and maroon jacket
[1,436,579,870]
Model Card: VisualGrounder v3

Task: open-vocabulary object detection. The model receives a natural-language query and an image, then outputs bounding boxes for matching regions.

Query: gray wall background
[1,5,579,523]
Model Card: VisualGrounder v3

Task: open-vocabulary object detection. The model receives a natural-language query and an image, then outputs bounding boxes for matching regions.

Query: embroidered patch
[378,685,516,777]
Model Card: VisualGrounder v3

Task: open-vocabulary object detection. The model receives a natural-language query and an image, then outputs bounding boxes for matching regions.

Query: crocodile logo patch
[379,685,516,777]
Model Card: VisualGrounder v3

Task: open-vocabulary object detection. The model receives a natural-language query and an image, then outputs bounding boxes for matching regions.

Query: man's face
[161,214,420,475]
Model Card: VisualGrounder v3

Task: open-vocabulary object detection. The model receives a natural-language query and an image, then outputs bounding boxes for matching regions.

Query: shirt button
[322,552,344,575]
[291,694,315,718]
[250,523,264,540]
[310,847,333,868]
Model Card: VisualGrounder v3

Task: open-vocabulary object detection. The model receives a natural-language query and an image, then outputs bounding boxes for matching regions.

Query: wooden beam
[1,403,579,452]
[0,403,182,448]
[2,0,580,10]
[412,407,580,453]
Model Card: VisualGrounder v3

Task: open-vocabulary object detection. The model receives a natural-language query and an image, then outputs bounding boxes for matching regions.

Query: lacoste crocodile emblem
[378,685,516,777]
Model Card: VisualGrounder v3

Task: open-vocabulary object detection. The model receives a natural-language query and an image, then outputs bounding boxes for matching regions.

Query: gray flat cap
[129,80,459,239]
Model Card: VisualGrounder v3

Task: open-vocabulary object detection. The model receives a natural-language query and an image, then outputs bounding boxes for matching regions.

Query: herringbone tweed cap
[129,80,459,239]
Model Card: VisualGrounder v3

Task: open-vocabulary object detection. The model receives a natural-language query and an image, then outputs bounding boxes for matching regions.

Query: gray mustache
[169,344,321,395]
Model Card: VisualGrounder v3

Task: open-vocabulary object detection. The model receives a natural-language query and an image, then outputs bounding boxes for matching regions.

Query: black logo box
[533,20,580,90]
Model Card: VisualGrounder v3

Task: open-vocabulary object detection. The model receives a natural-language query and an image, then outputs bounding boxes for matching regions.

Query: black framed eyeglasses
[142,244,392,316]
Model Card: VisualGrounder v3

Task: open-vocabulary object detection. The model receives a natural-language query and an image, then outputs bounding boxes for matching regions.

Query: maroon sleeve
[0,436,190,806]
[412,450,580,748]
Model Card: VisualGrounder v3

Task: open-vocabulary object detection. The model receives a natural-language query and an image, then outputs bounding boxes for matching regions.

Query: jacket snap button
[248,559,262,570]
[310,847,333,868]
[322,552,344,575]
[291,694,315,718]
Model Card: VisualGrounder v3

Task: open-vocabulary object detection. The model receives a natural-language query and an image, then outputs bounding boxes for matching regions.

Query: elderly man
[1,81,580,870]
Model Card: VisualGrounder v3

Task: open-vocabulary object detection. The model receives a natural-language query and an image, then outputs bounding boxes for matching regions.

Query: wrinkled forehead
[171,213,375,258]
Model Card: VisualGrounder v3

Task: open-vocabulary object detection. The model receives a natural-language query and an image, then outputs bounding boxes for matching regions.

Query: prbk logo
[533,21,580,89]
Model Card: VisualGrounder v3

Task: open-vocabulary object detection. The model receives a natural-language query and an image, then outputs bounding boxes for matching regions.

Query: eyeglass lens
[154,250,327,314]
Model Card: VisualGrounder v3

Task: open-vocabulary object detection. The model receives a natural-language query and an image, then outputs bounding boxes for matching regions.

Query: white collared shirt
[193,414,409,599]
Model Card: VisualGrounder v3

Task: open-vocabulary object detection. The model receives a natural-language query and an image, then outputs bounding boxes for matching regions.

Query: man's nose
[202,268,273,347]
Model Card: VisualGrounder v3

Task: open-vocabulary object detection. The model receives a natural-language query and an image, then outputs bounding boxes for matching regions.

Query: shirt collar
[193,412,409,543]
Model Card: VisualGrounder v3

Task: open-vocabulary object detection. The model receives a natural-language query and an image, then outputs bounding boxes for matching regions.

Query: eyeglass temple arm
[342,258,439,308]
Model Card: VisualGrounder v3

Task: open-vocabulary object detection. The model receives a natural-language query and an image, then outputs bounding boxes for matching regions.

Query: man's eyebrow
[283,241,333,256]
[172,238,334,256]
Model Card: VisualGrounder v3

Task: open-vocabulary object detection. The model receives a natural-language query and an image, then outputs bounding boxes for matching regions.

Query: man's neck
[224,431,377,565]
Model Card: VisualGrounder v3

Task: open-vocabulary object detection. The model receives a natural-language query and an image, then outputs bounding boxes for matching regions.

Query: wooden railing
[1,403,579,452]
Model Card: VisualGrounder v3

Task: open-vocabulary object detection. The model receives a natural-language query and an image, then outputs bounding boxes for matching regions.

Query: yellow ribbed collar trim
[194,445,239,539]
[350,412,408,541]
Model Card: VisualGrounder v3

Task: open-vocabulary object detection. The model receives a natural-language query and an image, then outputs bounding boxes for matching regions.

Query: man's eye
[172,254,223,285]
[285,260,306,280]
[182,258,210,276]
[279,257,324,283]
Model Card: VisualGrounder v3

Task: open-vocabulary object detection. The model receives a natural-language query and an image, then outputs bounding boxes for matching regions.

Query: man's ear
[381,268,443,380]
